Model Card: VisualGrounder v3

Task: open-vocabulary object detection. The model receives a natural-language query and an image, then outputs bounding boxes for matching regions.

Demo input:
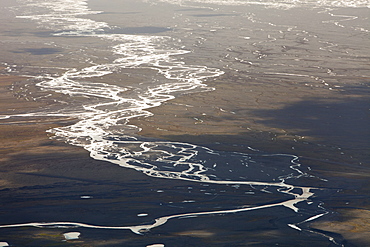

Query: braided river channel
[0,0,369,246]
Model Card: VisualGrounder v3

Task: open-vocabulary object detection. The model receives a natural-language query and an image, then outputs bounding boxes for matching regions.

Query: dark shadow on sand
[251,94,370,151]
[12,48,63,55]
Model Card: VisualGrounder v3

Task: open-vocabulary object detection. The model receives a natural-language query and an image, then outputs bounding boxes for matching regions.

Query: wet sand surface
[1,0,370,246]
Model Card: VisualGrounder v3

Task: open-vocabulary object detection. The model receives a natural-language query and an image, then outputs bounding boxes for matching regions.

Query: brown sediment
[0,74,82,186]
[0,75,42,111]
[131,80,370,183]
[0,74,69,154]
[311,208,370,246]
[0,72,151,190]
[131,78,322,148]
[130,75,369,163]
[175,230,215,238]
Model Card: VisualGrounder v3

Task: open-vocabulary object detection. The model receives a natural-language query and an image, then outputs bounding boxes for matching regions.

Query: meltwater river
[0,0,369,246]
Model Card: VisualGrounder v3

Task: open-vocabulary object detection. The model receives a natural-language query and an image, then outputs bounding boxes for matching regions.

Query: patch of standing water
[147,244,165,247]
[63,232,81,241]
